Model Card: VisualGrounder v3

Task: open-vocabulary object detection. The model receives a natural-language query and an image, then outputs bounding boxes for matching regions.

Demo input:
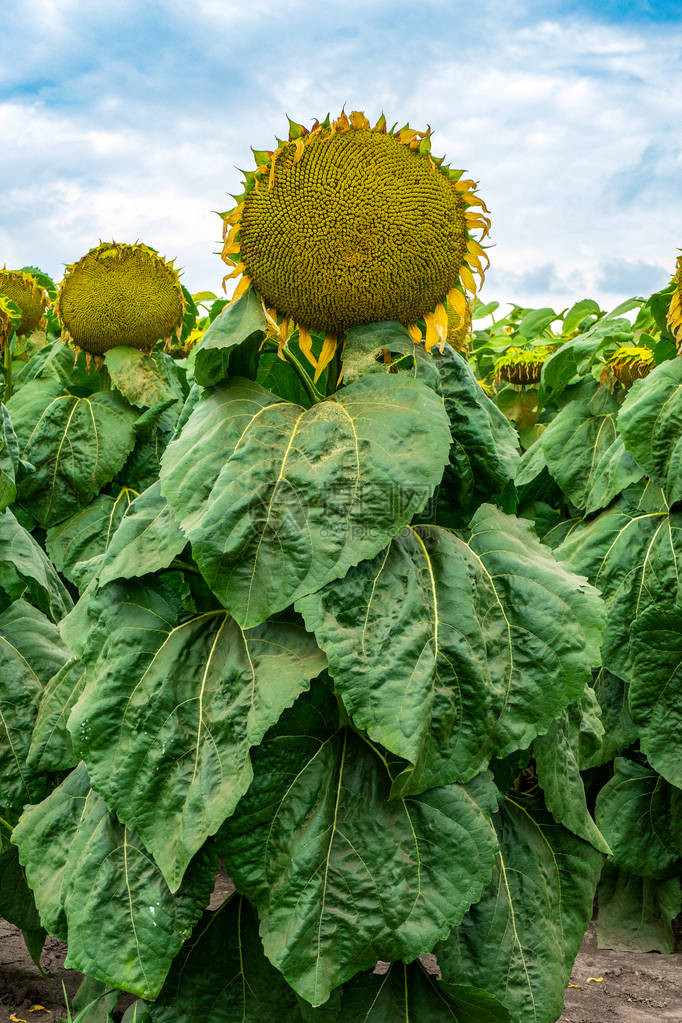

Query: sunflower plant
[1,110,679,1023]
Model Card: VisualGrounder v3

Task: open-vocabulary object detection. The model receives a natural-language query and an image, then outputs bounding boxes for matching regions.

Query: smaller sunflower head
[494,346,555,387]
[667,254,682,349]
[0,294,22,346]
[600,346,655,389]
[55,242,186,358]
[0,269,49,337]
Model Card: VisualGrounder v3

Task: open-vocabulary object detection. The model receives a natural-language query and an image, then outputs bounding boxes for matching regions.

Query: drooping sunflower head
[667,254,682,349]
[55,242,186,357]
[221,110,490,380]
[600,346,655,389]
[0,269,49,336]
[0,294,22,345]
[494,346,555,387]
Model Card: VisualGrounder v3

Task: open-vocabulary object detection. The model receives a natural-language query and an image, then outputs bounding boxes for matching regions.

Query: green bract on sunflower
[219,109,491,380]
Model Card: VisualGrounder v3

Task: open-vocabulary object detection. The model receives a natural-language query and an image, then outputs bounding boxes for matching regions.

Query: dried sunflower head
[221,110,490,381]
[0,269,49,336]
[494,346,555,387]
[667,253,682,349]
[0,294,21,345]
[55,242,186,357]
[600,346,655,389]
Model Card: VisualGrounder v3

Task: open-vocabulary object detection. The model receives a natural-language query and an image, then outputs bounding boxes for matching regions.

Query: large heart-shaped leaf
[46,489,135,589]
[0,599,70,814]
[12,763,217,999]
[156,895,305,1022]
[68,578,326,890]
[8,379,138,526]
[0,509,72,621]
[160,374,450,627]
[341,325,519,515]
[436,794,603,1023]
[629,606,682,787]
[557,483,682,682]
[539,383,627,510]
[594,758,682,879]
[217,683,499,1007]
[618,357,682,504]
[596,863,681,954]
[300,508,603,794]
[96,481,186,587]
[303,962,513,1023]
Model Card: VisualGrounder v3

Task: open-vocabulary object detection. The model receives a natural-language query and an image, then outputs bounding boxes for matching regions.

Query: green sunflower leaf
[28,658,87,773]
[8,379,138,527]
[618,356,682,504]
[67,578,326,890]
[12,763,217,1000]
[436,794,603,1023]
[46,489,136,589]
[596,863,682,954]
[105,347,186,412]
[160,374,451,628]
[217,683,499,1007]
[96,480,186,588]
[303,962,513,1022]
[155,894,304,1022]
[193,289,266,387]
[556,483,682,683]
[299,508,602,795]
[533,692,610,853]
[538,383,642,512]
[0,599,70,814]
[0,509,72,621]
[630,606,682,787]
[579,668,638,768]
[595,758,682,879]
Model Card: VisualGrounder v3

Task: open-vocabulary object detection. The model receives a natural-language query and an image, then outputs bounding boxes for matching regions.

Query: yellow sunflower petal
[459,264,477,294]
[447,287,467,319]
[298,325,317,368]
[424,312,440,353]
[350,111,370,129]
[313,334,338,382]
[293,138,305,163]
[231,275,252,302]
[407,322,423,344]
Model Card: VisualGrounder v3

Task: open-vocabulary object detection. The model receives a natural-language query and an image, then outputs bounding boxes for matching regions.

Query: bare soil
[0,903,680,1022]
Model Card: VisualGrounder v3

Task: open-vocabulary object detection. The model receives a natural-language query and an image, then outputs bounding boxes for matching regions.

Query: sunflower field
[0,111,680,1023]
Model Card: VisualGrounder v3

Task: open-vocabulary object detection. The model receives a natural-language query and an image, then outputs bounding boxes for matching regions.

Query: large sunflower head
[667,254,682,350]
[600,345,655,389]
[494,346,555,387]
[221,110,490,380]
[0,269,49,336]
[55,242,186,357]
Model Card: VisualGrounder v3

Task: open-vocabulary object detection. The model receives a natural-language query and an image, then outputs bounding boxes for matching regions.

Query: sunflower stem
[3,330,15,403]
[283,347,326,404]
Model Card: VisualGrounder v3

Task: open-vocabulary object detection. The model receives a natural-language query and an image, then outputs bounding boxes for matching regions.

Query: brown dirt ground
[0,885,680,1023]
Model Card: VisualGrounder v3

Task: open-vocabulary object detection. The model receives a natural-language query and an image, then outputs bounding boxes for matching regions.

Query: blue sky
[2,0,680,313]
